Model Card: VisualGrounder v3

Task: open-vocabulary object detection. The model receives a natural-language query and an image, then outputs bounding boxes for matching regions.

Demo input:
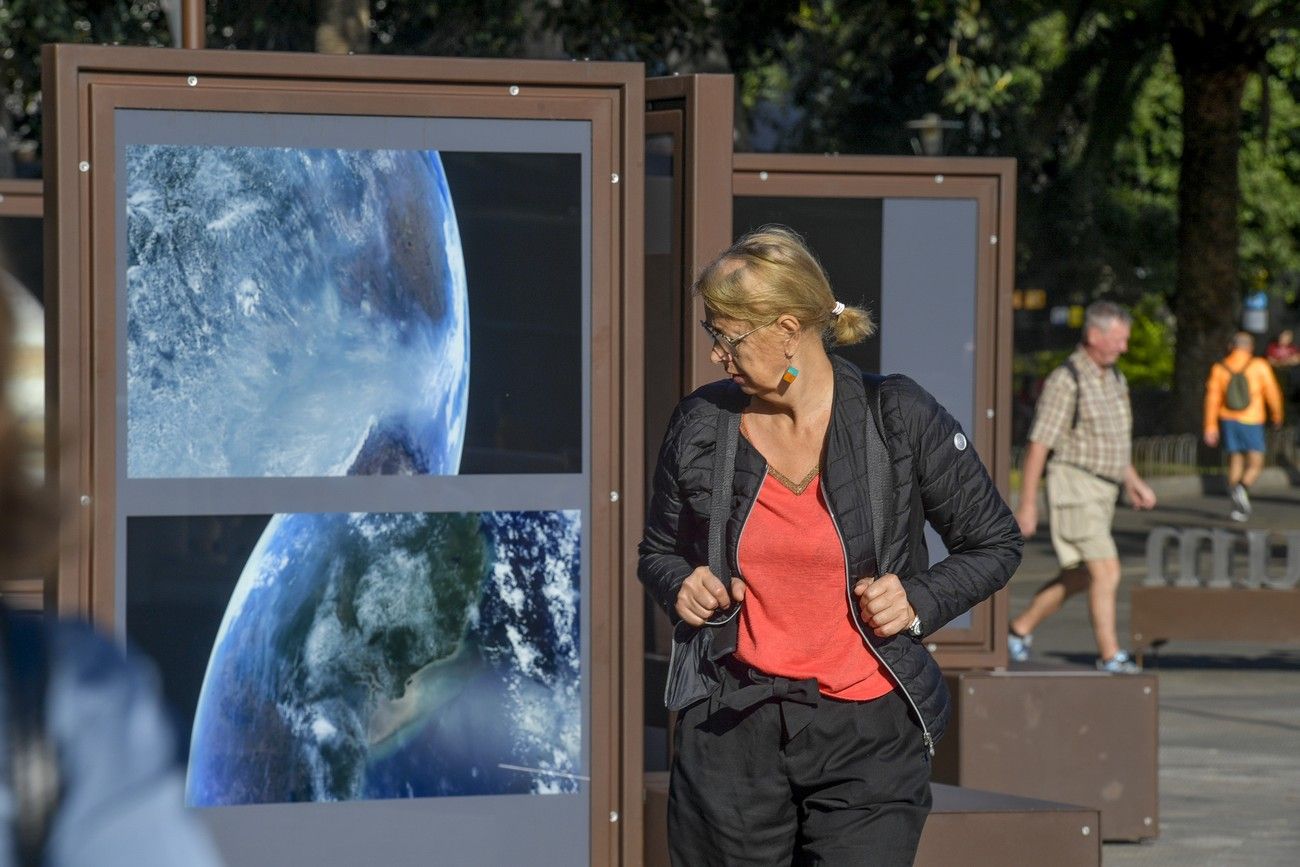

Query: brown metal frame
[645,75,735,393]
[638,78,734,861]
[0,181,44,217]
[42,44,644,866]
[732,154,1017,670]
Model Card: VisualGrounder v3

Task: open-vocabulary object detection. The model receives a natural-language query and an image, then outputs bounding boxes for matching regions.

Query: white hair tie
[830,301,846,317]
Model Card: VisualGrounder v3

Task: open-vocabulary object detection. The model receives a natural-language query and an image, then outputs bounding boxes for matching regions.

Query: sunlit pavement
[1007,479,1300,866]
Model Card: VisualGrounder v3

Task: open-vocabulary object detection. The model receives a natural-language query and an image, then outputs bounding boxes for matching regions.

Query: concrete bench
[1135,526,1300,660]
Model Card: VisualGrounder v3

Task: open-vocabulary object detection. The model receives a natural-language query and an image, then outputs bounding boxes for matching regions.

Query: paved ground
[1007,478,1300,865]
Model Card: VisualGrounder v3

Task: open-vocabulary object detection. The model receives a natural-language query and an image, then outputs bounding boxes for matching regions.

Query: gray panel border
[110,110,596,853]
[123,475,588,516]
[199,791,588,867]
[881,197,978,628]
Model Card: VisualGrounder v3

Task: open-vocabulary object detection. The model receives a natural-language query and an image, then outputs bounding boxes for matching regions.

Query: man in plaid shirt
[1007,301,1157,673]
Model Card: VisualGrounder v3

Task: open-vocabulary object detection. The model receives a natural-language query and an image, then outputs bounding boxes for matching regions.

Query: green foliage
[1010,296,1173,389]
[0,0,170,171]
[1013,348,1071,381]
[1114,295,1175,388]
[2,0,1299,421]
[732,2,970,153]
[1238,39,1300,301]
[205,0,534,58]
[206,1,318,52]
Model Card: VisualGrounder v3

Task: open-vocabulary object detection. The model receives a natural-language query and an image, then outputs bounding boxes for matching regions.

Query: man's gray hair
[1084,300,1132,334]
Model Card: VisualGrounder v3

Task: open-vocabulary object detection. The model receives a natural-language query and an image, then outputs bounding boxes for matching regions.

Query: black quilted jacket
[637,354,1023,748]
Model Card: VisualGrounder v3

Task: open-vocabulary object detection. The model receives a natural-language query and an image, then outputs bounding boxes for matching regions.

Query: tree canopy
[3,0,1299,434]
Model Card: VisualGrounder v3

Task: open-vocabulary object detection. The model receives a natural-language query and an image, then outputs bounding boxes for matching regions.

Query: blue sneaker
[1096,650,1140,674]
[1007,631,1032,663]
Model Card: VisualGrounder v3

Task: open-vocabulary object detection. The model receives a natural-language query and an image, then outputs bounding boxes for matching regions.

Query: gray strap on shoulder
[708,403,741,584]
[861,375,891,574]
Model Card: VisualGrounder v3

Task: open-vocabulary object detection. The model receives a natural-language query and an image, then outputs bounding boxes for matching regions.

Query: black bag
[662,402,742,712]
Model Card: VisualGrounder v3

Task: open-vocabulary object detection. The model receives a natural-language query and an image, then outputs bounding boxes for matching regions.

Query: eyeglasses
[700,318,777,358]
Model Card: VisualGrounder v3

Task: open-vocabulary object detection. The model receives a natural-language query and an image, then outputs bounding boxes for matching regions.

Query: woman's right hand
[674,565,746,627]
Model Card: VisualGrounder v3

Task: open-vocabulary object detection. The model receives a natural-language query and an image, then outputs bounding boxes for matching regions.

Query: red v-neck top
[733,472,895,701]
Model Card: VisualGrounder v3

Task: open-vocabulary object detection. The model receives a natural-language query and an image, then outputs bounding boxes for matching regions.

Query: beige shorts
[1046,462,1119,568]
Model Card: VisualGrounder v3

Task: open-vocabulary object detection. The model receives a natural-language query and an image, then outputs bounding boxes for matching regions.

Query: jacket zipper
[662,466,767,708]
[824,498,935,757]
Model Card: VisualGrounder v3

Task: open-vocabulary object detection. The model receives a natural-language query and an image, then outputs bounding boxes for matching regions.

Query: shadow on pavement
[1046,650,1300,671]
[1241,493,1300,506]
[1158,703,1300,734]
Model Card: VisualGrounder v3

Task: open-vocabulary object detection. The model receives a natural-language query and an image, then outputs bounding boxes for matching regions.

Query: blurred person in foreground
[0,287,222,866]
[1203,331,1284,522]
[1009,301,1157,674]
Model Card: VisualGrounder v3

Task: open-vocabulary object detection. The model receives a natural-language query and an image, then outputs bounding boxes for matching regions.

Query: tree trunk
[1169,28,1251,435]
[316,0,370,54]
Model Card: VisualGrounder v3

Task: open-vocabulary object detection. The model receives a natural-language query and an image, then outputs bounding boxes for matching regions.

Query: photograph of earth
[124,145,583,478]
[127,509,582,807]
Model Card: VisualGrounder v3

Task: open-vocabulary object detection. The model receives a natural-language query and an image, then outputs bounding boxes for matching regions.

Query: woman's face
[703,313,791,395]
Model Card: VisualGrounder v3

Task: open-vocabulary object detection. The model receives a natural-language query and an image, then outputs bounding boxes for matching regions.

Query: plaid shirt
[1028,347,1132,482]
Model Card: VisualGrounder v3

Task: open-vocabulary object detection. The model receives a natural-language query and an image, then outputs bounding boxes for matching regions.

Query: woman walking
[639,226,1022,865]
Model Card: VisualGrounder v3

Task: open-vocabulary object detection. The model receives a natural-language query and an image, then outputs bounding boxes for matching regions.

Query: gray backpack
[1220,361,1252,412]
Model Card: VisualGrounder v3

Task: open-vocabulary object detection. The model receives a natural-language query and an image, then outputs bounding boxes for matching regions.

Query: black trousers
[668,659,932,866]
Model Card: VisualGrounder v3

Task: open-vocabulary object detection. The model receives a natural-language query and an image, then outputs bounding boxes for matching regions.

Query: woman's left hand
[852,574,916,638]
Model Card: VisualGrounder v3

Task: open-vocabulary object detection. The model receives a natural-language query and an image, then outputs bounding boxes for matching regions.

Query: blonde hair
[693,225,875,347]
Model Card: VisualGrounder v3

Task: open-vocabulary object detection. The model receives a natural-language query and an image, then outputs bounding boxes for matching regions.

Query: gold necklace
[739,414,821,495]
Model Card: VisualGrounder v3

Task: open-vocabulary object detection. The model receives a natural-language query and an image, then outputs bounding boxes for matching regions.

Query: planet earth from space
[125,144,469,478]
[123,144,582,804]
[186,509,583,806]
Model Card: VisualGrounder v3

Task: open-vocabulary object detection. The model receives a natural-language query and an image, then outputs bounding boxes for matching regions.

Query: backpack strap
[1062,357,1121,431]
[1062,359,1082,431]
[0,609,60,867]
[704,399,742,626]
[860,373,892,574]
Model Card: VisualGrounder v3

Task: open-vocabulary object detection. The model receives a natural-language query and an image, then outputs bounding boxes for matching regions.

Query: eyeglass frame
[699,317,778,358]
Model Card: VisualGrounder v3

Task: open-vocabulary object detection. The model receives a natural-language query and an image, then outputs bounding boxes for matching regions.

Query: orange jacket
[1203,349,1284,433]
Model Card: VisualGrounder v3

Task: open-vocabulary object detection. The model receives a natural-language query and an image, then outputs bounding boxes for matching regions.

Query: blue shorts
[1220,419,1265,454]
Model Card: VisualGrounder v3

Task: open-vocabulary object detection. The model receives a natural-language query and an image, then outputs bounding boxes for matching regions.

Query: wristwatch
[904,615,924,638]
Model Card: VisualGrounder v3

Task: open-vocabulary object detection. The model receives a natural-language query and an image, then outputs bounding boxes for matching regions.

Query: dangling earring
[782,365,800,384]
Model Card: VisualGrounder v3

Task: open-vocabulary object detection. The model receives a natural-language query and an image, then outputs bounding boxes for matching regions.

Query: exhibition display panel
[44,45,643,867]
[732,154,1017,669]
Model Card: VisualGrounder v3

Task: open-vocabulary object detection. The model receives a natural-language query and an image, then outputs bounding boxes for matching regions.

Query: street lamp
[906,113,963,156]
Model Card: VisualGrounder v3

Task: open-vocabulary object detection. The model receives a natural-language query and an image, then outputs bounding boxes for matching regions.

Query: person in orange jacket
[1204,331,1284,521]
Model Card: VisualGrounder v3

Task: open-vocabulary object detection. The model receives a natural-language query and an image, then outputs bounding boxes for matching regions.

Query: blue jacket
[0,615,222,867]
